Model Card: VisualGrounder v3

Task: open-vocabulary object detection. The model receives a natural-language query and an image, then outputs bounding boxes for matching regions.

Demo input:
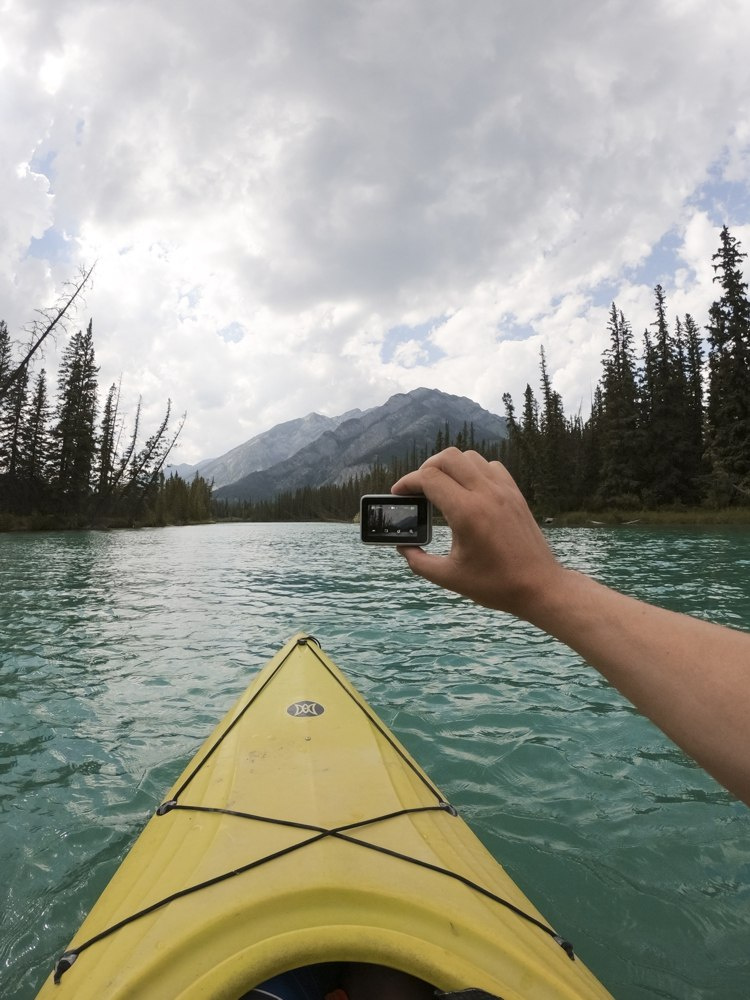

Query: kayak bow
[36,634,613,1000]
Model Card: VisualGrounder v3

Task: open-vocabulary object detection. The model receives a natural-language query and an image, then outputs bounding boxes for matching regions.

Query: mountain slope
[214,388,506,503]
[169,410,362,489]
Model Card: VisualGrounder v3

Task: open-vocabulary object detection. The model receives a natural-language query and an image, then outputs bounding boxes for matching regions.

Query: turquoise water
[1,522,749,999]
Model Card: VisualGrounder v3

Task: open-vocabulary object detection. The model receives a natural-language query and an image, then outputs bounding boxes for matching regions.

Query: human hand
[391,448,565,620]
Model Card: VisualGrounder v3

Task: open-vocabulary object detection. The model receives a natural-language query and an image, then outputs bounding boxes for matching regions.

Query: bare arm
[392,448,750,806]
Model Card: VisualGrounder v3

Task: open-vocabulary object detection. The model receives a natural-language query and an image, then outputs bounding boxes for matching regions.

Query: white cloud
[1,0,750,462]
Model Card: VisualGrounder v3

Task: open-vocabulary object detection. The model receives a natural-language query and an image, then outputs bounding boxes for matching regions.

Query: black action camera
[360,494,432,546]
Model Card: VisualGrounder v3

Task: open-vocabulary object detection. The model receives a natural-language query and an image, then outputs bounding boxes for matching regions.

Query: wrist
[518,567,589,635]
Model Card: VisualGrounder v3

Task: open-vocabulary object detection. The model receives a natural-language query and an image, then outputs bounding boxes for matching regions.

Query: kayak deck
[37,634,613,1000]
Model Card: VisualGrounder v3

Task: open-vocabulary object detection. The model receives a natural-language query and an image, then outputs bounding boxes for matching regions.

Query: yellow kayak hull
[36,634,612,999]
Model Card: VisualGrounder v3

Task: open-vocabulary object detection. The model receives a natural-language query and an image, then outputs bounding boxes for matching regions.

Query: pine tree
[537,347,567,512]
[188,474,213,521]
[0,363,29,478]
[516,383,540,505]
[52,320,99,510]
[501,391,520,480]
[683,314,704,427]
[674,315,705,502]
[0,322,14,475]
[638,326,657,439]
[639,286,696,505]
[0,321,12,398]
[96,381,121,502]
[21,369,52,484]
[705,226,750,503]
[598,305,641,506]
[581,385,604,506]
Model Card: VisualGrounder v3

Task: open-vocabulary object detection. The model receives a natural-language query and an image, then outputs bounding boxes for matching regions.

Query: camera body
[360,494,432,546]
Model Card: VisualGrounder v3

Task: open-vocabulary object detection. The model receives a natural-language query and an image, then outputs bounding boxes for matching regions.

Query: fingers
[390,448,561,616]
[396,545,457,592]
[391,465,459,520]
[392,448,497,504]
[423,447,489,487]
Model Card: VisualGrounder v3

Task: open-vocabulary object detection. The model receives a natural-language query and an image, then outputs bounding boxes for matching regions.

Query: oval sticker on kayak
[287,701,325,718]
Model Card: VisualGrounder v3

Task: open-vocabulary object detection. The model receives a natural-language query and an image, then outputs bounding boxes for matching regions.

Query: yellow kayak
[36,634,613,999]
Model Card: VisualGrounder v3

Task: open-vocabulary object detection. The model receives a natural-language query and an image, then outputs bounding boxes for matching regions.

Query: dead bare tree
[0,263,96,403]
[124,400,186,496]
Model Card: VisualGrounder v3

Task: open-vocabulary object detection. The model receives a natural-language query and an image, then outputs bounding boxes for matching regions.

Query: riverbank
[0,512,215,532]
[3,506,750,533]
[542,507,750,526]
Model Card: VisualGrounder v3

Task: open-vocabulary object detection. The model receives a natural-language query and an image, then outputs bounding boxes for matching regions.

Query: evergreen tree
[683,314,704,428]
[597,305,641,505]
[516,383,540,504]
[0,322,15,475]
[705,226,750,503]
[188,474,213,521]
[96,381,121,502]
[500,391,520,480]
[52,320,99,509]
[21,369,52,484]
[638,326,657,440]
[581,385,604,506]
[537,347,567,512]
[639,286,696,504]
[0,363,29,477]
[0,321,12,400]
[674,315,705,501]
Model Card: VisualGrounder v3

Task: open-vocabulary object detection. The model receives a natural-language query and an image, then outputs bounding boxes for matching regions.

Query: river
[1,522,749,998]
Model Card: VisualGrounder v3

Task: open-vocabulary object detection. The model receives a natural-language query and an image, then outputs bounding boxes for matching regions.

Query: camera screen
[367,502,419,538]
[360,495,431,545]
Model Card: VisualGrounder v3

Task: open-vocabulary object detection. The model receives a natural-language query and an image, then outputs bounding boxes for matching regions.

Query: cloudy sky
[2,0,750,463]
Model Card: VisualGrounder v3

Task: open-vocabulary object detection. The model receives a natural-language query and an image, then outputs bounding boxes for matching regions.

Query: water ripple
[1,523,749,999]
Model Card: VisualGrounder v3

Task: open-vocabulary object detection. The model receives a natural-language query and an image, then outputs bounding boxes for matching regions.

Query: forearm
[528,569,750,805]
[392,449,750,805]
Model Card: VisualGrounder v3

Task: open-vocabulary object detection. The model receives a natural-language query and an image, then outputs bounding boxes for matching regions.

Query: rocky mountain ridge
[168,409,362,489]
[212,387,506,503]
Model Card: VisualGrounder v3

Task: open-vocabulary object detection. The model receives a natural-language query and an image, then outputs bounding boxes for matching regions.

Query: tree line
[0,289,210,528]
[3,226,748,530]
[499,226,749,514]
[217,225,750,523]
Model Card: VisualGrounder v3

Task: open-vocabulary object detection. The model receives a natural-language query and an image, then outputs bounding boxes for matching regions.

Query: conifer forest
[0,273,210,529]
[1,227,749,529]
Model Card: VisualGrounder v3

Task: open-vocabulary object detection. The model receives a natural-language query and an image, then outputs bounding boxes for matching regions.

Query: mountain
[213,388,507,503]
[168,410,362,489]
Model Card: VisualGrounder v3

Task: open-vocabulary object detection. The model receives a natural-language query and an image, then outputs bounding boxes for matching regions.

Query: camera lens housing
[360,494,432,545]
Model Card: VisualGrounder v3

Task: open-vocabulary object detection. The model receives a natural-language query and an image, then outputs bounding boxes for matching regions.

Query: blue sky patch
[381,317,447,365]
[497,318,537,342]
[217,321,246,343]
[29,149,57,191]
[621,228,685,293]
[27,225,71,264]
[690,162,750,225]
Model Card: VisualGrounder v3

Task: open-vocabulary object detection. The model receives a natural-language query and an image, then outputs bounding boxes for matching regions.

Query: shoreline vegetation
[2,228,750,533]
[547,507,750,526]
[3,505,750,534]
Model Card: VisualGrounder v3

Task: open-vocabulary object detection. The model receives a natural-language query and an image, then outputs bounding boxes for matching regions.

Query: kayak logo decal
[287,701,325,718]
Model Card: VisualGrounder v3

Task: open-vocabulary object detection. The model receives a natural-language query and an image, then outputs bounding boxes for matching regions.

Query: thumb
[397,546,454,590]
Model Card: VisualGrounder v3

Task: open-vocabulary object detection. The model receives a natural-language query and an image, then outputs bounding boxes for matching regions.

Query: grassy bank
[0,512,215,532]
[544,507,750,527]
[4,508,750,533]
